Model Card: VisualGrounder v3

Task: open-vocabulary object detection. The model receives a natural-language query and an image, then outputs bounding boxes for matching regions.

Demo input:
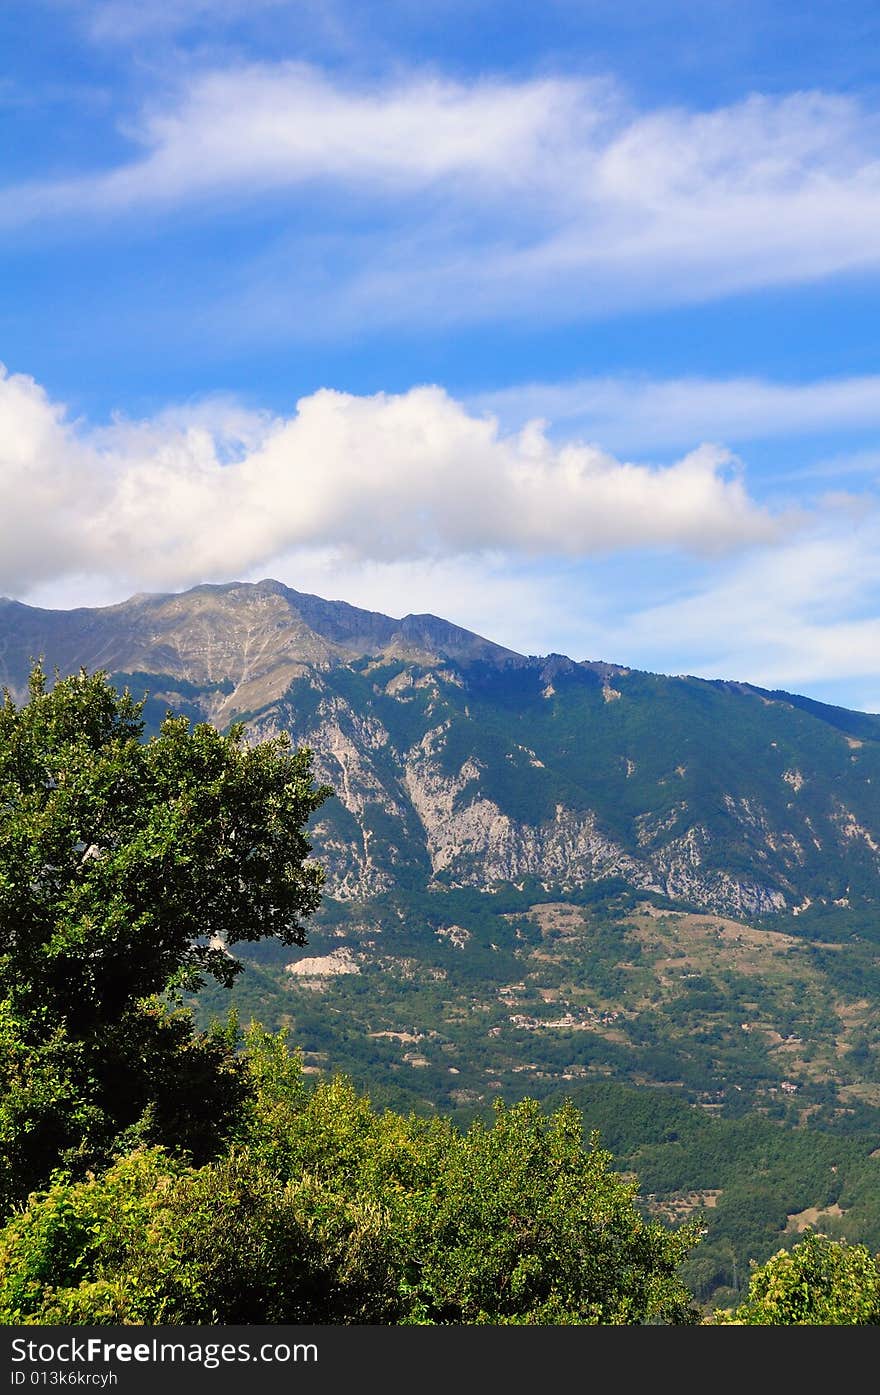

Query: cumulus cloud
[9,365,880,709]
[4,67,880,321]
[0,370,96,586]
[0,366,775,598]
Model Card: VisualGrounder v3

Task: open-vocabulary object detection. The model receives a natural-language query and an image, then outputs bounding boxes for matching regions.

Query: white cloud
[0,370,97,586]
[0,65,592,221]
[606,522,880,696]
[472,373,880,454]
[0,366,775,598]
[4,68,880,321]
[10,364,880,711]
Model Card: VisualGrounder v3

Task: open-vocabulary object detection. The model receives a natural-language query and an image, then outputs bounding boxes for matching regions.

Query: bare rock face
[271,676,876,917]
[3,578,880,920]
[402,744,655,889]
[286,947,361,978]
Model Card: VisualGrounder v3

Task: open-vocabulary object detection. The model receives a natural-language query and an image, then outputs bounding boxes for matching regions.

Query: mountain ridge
[5,576,867,721]
[2,578,879,922]
[0,579,524,706]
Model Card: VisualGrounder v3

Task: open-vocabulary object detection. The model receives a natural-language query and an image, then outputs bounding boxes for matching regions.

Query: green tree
[718,1231,880,1324]
[0,1031,702,1325]
[0,1148,401,1325]
[241,1030,702,1325]
[0,665,330,1213]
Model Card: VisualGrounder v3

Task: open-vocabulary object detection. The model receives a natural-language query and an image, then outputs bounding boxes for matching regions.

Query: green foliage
[0,1149,399,1325]
[0,664,330,1213]
[239,1030,701,1325]
[717,1231,880,1325]
[205,877,880,1306]
[0,1032,701,1325]
[0,992,251,1218]
[0,663,330,1016]
[8,651,880,1320]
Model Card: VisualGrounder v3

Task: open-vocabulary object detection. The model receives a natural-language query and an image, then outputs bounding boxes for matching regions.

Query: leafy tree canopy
[0,663,706,1324]
[718,1231,880,1325]
[0,1028,702,1326]
[0,665,330,1211]
[0,663,330,1019]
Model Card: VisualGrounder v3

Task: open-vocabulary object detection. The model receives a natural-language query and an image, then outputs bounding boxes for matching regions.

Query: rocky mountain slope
[3,578,880,921]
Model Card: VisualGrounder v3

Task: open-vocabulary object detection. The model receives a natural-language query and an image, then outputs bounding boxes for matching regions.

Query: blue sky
[3,0,880,709]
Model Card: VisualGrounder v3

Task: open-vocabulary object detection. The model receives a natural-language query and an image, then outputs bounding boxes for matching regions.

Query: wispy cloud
[4,66,880,326]
[0,65,593,219]
[472,373,880,454]
[613,523,880,697]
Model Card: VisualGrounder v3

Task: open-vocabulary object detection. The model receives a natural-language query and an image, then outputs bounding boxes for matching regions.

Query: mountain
[3,578,880,923]
[6,578,880,1292]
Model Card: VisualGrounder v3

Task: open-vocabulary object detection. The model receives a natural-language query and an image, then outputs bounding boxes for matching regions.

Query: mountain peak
[0,579,522,703]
